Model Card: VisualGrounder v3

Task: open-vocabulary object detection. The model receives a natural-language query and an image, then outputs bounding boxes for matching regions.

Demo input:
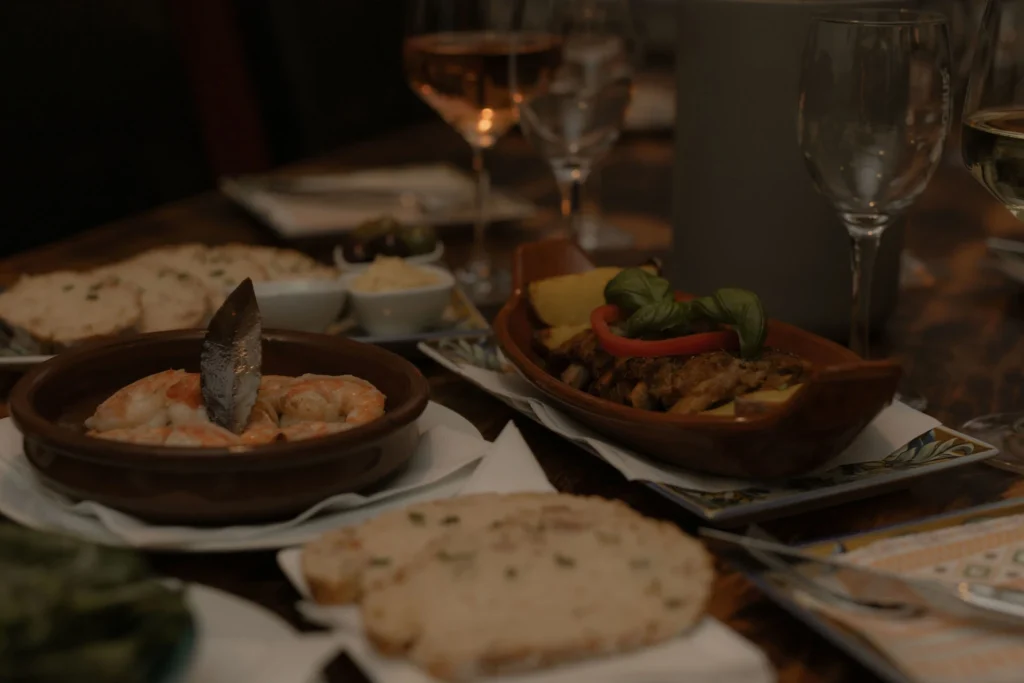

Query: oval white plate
[0,401,483,552]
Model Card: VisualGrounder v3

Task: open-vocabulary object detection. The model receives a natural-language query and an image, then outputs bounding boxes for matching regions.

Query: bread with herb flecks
[360,496,713,681]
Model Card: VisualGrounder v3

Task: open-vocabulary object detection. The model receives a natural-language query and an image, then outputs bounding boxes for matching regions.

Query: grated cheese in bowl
[350,257,442,293]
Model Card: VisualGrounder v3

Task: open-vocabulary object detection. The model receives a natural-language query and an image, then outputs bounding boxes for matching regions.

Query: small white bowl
[250,279,348,332]
[341,265,455,337]
[332,242,445,272]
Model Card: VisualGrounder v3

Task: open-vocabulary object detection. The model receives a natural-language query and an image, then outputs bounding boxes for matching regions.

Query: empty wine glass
[404,0,561,302]
[511,0,635,250]
[797,11,952,389]
[960,0,1024,472]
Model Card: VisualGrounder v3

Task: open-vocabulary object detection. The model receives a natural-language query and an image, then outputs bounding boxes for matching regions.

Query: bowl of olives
[334,216,443,271]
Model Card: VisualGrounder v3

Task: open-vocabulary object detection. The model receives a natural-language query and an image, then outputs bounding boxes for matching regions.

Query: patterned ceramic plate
[738,498,1024,683]
[420,337,999,525]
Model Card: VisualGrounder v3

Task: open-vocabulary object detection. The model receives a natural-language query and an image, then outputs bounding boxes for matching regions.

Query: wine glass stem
[556,166,590,241]
[845,217,887,358]
[469,146,491,277]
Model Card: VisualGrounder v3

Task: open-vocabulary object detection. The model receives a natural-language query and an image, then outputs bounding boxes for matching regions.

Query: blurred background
[0,0,676,256]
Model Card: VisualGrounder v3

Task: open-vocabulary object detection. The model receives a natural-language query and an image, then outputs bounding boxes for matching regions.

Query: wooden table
[3,122,1024,682]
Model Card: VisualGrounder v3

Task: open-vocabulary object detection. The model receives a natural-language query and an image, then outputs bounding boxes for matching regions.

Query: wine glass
[797,11,952,385]
[404,0,561,302]
[511,0,635,250]
[960,0,1024,472]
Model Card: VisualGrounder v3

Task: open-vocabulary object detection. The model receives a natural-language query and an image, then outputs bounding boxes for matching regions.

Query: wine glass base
[455,265,511,306]
[575,215,635,251]
[960,412,1024,475]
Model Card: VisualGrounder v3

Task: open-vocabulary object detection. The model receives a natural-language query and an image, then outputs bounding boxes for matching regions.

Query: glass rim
[812,9,947,26]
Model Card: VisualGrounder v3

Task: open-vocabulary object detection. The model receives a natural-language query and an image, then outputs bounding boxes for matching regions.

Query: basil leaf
[692,288,766,359]
[604,268,672,315]
[622,299,690,338]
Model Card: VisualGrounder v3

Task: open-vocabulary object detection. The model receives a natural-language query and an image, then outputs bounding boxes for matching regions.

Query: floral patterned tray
[420,337,999,525]
[740,497,1024,683]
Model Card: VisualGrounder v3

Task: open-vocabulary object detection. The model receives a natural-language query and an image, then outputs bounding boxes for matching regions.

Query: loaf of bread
[358,494,713,681]
[217,244,338,281]
[0,244,339,349]
[97,261,208,332]
[0,272,141,348]
[301,493,588,604]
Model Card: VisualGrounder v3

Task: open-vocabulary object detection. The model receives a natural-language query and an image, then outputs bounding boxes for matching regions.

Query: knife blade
[701,528,1024,628]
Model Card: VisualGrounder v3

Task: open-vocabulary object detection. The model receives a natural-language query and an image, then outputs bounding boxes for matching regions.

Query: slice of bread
[360,495,713,682]
[97,261,208,332]
[0,271,141,347]
[133,244,268,308]
[217,244,338,281]
[302,493,569,605]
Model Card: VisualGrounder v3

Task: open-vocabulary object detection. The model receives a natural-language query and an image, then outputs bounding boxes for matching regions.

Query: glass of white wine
[511,0,635,250]
[404,0,562,302]
[961,0,1024,472]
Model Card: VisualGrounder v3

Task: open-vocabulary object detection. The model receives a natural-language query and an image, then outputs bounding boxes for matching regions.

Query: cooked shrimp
[238,397,282,445]
[279,420,352,442]
[275,374,385,428]
[92,423,240,447]
[86,370,191,432]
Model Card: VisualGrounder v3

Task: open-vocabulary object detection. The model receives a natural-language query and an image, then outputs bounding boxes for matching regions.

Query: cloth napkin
[277,421,777,683]
[0,402,488,551]
[418,344,941,493]
[221,164,535,238]
[800,515,1024,683]
[182,583,341,683]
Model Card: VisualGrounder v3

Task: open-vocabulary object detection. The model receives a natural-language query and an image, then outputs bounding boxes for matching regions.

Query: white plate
[0,353,53,369]
[0,401,484,552]
[221,164,536,238]
[181,583,334,683]
[988,237,1024,284]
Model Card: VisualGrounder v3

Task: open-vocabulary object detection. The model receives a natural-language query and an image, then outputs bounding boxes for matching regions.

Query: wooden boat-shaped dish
[494,240,902,480]
[9,330,430,524]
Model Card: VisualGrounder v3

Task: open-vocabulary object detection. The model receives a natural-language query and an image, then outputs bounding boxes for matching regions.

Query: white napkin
[0,402,488,551]
[277,422,777,683]
[418,344,942,493]
[221,164,535,238]
[183,583,341,683]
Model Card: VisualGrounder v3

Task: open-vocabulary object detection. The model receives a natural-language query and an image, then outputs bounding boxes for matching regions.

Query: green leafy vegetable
[0,524,191,683]
[621,299,691,338]
[690,288,767,359]
[602,267,768,359]
[604,268,672,315]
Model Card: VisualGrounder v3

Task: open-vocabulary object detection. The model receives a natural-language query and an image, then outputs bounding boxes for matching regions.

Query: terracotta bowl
[9,330,430,524]
[494,239,902,480]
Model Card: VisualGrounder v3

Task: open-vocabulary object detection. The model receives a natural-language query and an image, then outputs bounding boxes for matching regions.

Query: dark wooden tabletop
[3,121,1024,683]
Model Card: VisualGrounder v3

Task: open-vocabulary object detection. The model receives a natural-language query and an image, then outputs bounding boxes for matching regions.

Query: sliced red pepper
[590,303,739,358]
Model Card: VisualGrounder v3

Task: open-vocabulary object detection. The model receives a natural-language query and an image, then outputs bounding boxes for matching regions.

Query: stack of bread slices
[301,492,714,682]
[0,243,337,350]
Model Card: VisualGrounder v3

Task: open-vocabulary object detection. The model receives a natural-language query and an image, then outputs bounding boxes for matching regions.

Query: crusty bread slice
[217,244,338,281]
[97,260,208,332]
[301,493,573,605]
[360,495,713,682]
[0,271,141,347]
[133,244,268,308]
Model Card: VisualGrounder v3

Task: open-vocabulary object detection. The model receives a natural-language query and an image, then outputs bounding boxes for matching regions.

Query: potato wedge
[537,323,592,351]
[528,267,623,327]
[528,263,662,327]
[702,384,803,417]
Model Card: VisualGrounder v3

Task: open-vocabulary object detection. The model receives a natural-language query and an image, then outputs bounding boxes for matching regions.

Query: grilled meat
[547,330,811,414]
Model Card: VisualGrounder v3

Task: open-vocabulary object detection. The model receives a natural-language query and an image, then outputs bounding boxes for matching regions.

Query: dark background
[1,0,433,256]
